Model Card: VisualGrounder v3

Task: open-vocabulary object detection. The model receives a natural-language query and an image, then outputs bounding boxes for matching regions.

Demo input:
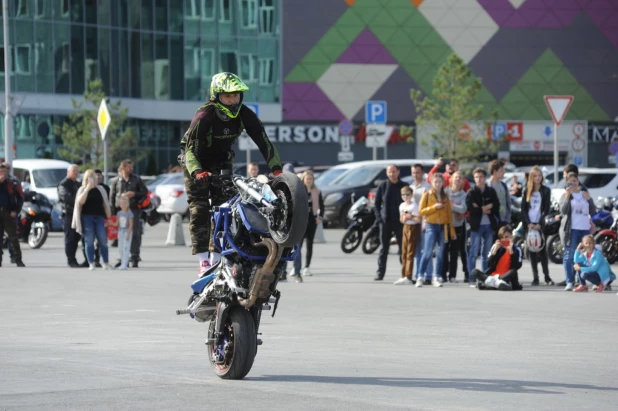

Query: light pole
[3,0,12,167]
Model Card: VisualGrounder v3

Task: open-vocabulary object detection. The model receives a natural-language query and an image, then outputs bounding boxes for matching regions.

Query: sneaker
[573,284,588,292]
[432,277,443,288]
[545,277,555,286]
[102,264,112,271]
[118,266,128,271]
[394,278,413,285]
[302,267,312,277]
[114,261,122,268]
[496,279,512,291]
[198,260,211,277]
[594,284,604,293]
[89,264,96,271]
[295,274,303,283]
[415,278,423,288]
[423,279,432,286]
[15,260,25,267]
[565,283,574,291]
[557,280,567,287]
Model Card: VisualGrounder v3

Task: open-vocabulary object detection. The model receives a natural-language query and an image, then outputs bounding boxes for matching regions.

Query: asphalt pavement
[1,224,616,411]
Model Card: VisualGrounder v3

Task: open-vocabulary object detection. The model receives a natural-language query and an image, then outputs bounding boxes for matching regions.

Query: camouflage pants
[183,167,228,255]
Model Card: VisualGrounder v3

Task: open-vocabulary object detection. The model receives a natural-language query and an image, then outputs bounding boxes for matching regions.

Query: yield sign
[544,95,574,126]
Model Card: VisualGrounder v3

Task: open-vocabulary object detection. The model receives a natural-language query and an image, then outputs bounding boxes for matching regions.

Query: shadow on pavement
[248,375,618,394]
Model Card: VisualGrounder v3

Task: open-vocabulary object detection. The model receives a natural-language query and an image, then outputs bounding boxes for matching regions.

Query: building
[0,0,282,172]
[2,0,618,171]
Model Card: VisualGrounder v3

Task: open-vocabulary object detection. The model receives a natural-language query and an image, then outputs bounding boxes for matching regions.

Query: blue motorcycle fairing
[191,273,216,293]
[237,202,270,236]
[592,210,613,228]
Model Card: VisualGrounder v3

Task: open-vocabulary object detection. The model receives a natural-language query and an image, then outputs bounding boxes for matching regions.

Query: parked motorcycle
[594,199,618,264]
[340,196,375,253]
[176,171,307,380]
[19,190,52,249]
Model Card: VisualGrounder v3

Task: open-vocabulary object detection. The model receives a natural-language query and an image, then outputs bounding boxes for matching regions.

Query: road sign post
[338,119,354,163]
[97,99,111,184]
[544,95,574,189]
[365,101,387,161]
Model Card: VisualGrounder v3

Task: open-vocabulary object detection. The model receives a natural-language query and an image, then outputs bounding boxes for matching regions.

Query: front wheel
[28,222,48,249]
[595,233,618,264]
[362,226,380,254]
[546,234,563,265]
[208,307,257,380]
[341,227,363,253]
[268,172,309,247]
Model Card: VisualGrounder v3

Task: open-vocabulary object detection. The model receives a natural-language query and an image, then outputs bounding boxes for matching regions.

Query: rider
[180,72,283,275]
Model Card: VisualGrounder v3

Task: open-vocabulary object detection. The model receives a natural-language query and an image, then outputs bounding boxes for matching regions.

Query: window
[185,0,214,20]
[219,0,231,22]
[61,0,69,17]
[259,0,275,34]
[35,0,45,18]
[258,57,274,85]
[219,51,238,73]
[15,45,32,75]
[239,53,256,82]
[185,47,215,78]
[15,0,29,17]
[581,174,616,189]
[240,0,257,28]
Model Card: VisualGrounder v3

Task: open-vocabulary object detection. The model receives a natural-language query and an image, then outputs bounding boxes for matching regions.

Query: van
[12,159,73,203]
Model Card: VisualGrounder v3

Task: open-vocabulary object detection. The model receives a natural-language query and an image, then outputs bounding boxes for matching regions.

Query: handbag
[106,216,118,241]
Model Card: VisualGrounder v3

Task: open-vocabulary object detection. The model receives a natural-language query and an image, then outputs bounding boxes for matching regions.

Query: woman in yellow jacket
[416,173,456,287]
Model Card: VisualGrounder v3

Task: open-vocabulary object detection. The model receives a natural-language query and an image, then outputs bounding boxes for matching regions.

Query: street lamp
[3,0,13,167]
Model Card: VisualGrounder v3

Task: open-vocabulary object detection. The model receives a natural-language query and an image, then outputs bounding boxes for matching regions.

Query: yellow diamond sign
[97,99,111,140]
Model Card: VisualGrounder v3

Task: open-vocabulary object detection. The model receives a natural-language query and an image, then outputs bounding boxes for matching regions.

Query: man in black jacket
[466,168,499,284]
[374,164,407,281]
[110,159,148,268]
[58,164,85,267]
[0,164,25,266]
[472,226,523,290]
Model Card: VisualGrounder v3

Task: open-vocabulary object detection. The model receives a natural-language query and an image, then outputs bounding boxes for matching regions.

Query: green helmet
[209,72,249,119]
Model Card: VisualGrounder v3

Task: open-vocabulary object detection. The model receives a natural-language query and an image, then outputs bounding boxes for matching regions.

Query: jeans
[118,229,132,269]
[564,229,589,285]
[579,271,601,286]
[415,226,434,281]
[467,224,494,282]
[130,209,143,261]
[419,223,445,279]
[82,214,108,264]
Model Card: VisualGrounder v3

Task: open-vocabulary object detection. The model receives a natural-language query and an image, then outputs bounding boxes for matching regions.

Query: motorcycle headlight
[27,208,37,216]
[261,184,278,202]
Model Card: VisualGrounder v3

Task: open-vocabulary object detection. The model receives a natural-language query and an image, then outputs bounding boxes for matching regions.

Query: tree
[410,53,500,164]
[55,79,145,172]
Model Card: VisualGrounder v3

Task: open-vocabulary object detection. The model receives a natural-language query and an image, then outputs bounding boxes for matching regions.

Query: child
[573,235,616,292]
[394,186,421,285]
[114,195,134,270]
[472,225,523,291]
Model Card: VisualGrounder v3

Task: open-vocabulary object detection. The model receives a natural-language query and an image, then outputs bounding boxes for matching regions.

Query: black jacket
[486,245,523,274]
[374,179,407,223]
[57,177,80,215]
[0,177,24,212]
[521,185,551,229]
[465,185,499,231]
[110,174,148,212]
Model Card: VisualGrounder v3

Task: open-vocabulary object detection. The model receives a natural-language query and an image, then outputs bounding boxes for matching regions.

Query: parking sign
[245,103,259,116]
[365,101,387,124]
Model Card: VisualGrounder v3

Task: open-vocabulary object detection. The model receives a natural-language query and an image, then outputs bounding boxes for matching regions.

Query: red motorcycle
[594,200,618,264]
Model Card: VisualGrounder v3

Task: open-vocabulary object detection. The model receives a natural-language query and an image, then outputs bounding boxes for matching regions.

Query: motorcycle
[19,190,52,249]
[594,199,618,264]
[340,196,375,254]
[176,171,307,380]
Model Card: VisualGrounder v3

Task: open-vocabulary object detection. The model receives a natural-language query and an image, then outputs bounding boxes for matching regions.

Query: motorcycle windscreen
[237,202,270,236]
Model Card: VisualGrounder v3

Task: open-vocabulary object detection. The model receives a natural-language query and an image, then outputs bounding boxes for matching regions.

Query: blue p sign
[365,101,387,124]
[245,103,259,116]
[492,123,506,140]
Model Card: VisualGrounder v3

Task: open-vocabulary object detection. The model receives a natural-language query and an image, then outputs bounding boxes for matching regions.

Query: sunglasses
[402,193,412,196]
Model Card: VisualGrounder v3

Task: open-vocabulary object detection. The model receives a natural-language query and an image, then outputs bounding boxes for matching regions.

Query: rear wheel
[340,227,362,253]
[268,172,308,247]
[595,233,618,264]
[208,307,257,380]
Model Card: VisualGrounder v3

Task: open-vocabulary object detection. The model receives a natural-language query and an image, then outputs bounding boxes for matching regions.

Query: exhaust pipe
[238,237,282,309]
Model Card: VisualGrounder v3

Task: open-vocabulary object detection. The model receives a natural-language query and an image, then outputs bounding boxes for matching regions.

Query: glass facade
[0,0,281,102]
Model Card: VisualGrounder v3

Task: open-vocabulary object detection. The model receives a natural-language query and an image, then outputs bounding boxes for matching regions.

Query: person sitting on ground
[472,226,523,291]
[572,235,616,293]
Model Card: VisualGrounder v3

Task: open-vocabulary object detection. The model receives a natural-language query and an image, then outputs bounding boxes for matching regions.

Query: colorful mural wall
[282,0,618,124]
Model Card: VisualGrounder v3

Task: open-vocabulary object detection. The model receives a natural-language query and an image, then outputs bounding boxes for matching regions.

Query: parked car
[322,160,425,227]
[12,159,73,232]
[551,168,618,205]
[314,163,357,189]
[147,173,189,220]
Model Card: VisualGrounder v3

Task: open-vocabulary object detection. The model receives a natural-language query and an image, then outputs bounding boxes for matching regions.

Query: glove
[194,171,211,183]
[273,170,283,176]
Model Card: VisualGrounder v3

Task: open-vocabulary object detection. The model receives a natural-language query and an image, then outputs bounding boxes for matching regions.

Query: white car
[551,168,618,205]
[147,173,188,219]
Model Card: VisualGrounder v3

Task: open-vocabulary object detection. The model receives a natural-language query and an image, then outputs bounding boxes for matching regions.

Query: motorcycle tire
[594,233,618,264]
[546,234,563,265]
[340,227,363,254]
[28,222,48,249]
[268,172,309,248]
[208,306,257,380]
[362,227,380,254]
